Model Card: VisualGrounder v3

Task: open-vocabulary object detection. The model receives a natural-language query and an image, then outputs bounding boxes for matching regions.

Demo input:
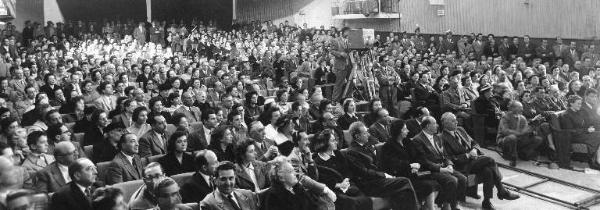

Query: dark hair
[234,140,255,164]
[171,113,187,126]
[585,88,598,96]
[390,120,407,142]
[92,187,123,210]
[274,115,293,133]
[216,161,236,176]
[117,133,135,151]
[0,117,17,134]
[343,99,354,113]
[313,129,335,153]
[201,108,216,122]
[210,125,232,148]
[46,123,64,142]
[227,109,242,124]
[166,131,187,153]
[319,99,332,114]
[96,81,111,94]
[369,98,382,112]
[275,89,288,102]
[132,107,148,122]
[91,110,106,126]
[148,97,162,110]
[420,117,434,129]
[27,131,46,148]
[258,106,280,125]
[44,109,60,123]
[567,95,583,107]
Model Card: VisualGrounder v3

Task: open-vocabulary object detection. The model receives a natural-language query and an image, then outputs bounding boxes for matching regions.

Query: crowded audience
[0,17,598,210]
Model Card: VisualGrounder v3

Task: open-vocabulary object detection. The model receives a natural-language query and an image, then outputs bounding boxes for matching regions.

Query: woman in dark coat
[207,125,236,162]
[313,129,374,210]
[158,131,195,176]
[560,95,600,168]
[379,120,438,209]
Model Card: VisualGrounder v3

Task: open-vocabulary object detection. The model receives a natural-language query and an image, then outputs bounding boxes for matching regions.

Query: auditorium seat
[72,133,85,143]
[171,172,194,187]
[144,154,165,166]
[31,193,50,210]
[83,145,93,158]
[112,179,144,203]
[96,161,112,183]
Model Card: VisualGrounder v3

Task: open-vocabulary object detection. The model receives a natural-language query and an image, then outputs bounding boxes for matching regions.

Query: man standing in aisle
[330,27,352,104]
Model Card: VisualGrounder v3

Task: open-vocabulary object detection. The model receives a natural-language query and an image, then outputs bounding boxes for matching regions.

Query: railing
[331,0,398,16]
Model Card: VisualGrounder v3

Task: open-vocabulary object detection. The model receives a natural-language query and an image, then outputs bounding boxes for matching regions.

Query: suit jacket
[139,130,170,158]
[50,182,92,210]
[380,140,417,178]
[405,118,422,139]
[35,162,69,193]
[157,152,195,176]
[91,140,119,163]
[106,152,144,185]
[133,27,146,44]
[562,48,580,65]
[439,127,481,172]
[253,138,276,162]
[412,131,453,172]
[112,113,133,128]
[200,189,259,210]
[21,153,55,179]
[188,125,210,151]
[174,105,202,123]
[345,141,385,181]
[581,103,600,129]
[181,172,214,203]
[39,84,61,99]
[234,161,270,192]
[83,127,104,146]
[368,122,391,142]
[330,37,350,70]
[337,113,360,130]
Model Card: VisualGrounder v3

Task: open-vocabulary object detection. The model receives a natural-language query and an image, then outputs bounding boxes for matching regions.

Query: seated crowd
[0,18,598,210]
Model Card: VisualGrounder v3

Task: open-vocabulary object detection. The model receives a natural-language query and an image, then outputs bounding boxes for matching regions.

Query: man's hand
[410,163,420,169]
[440,166,454,174]
[469,149,478,158]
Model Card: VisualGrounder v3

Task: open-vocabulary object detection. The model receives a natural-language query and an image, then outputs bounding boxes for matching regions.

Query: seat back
[342,130,352,148]
[171,172,194,187]
[72,133,85,143]
[31,193,50,210]
[83,145,93,159]
[112,180,144,203]
[96,161,112,183]
[144,154,165,166]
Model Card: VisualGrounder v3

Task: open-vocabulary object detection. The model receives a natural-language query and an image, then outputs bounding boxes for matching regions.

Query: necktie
[85,188,92,200]
[226,194,241,210]
[455,131,467,148]
[132,158,140,177]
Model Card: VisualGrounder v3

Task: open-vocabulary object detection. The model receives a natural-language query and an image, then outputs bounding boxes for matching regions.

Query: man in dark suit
[582,89,600,129]
[181,150,218,203]
[368,108,392,142]
[200,161,260,210]
[50,158,97,210]
[412,116,466,210]
[133,22,146,46]
[112,99,136,128]
[139,114,170,158]
[35,141,78,193]
[248,122,278,162]
[517,35,536,62]
[106,133,144,185]
[406,107,430,139]
[330,27,351,103]
[440,112,519,210]
[39,74,61,100]
[174,92,202,123]
[188,109,218,151]
[562,42,580,66]
[91,123,124,163]
[345,121,419,210]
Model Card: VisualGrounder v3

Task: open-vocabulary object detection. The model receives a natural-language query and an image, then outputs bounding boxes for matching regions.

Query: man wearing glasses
[35,141,78,193]
[129,162,166,210]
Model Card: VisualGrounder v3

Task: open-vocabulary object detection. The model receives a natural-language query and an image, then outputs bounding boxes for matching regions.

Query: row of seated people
[1,101,525,210]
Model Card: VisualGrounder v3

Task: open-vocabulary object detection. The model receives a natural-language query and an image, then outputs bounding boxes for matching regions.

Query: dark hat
[478,84,492,94]
[103,122,125,133]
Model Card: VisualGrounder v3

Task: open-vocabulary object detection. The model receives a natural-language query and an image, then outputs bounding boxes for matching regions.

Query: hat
[478,84,492,94]
[104,122,125,133]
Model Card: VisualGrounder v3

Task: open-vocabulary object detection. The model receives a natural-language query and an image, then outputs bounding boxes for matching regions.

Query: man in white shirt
[200,161,260,210]
[35,141,78,193]
[181,150,218,203]
[50,158,97,210]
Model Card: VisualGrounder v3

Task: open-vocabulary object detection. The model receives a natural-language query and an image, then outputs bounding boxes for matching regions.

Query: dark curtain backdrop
[151,0,232,29]
[56,0,147,22]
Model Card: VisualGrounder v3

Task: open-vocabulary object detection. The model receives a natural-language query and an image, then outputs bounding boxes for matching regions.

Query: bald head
[54,141,77,166]
[197,150,218,175]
